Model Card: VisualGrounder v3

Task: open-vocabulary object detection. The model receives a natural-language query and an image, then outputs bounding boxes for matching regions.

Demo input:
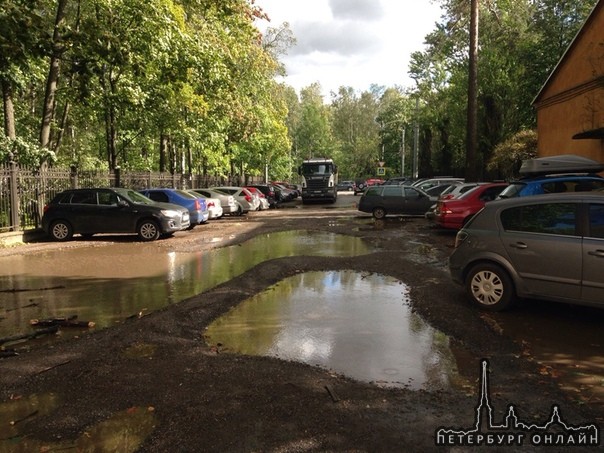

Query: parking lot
[0,191,602,451]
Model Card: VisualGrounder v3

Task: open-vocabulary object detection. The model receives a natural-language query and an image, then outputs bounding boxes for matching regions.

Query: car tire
[465,263,515,311]
[372,207,386,219]
[137,219,161,241]
[49,220,73,241]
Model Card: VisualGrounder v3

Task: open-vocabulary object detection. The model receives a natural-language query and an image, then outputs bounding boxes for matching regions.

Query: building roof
[532,1,602,105]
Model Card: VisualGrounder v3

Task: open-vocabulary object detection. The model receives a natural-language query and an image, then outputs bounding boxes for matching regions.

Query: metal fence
[0,162,262,232]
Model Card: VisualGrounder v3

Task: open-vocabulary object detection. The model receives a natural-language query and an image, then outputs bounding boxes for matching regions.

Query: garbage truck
[297,158,338,203]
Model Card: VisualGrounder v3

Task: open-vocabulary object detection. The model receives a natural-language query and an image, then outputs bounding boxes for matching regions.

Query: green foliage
[487,129,537,178]
[0,135,56,167]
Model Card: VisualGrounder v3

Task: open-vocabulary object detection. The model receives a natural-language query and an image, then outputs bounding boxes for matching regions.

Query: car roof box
[519,154,604,176]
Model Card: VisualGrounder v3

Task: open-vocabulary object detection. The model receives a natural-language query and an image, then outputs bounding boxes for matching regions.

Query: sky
[254,0,444,98]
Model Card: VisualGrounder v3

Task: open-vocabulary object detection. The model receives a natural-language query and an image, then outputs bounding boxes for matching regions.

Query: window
[71,192,97,205]
[501,203,578,236]
[147,192,169,203]
[98,192,118,205]
[382,187,402,197]
[404,187,420,198]
[365,187,381,196]
[588,204,604,239]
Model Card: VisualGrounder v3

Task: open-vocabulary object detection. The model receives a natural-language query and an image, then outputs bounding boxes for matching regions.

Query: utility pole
[413,98,420,179]
[400,127,405,177]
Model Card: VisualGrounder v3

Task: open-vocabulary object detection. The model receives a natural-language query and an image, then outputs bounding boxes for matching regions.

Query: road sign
[377,167,385,176]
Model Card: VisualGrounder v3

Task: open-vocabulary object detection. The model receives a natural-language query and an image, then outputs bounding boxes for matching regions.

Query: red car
[434,182,509,229]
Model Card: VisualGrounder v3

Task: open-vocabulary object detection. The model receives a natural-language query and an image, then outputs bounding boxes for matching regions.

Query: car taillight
[440,202,453,214]
[43,204,50,213]
[194,199,201,210]
[245,194,252,202]
[207,201,215,208]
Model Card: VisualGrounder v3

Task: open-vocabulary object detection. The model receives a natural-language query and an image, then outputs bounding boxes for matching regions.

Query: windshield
[118,189,155,205]
[301,163,333,175]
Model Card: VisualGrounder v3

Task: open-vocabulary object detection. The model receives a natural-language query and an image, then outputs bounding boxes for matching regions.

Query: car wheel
[49,220,73,241]
[372,207,386,219]
[137,220,161,241]
[465,263,515,311]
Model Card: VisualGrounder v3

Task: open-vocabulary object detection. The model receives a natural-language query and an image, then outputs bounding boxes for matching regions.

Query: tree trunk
[159,134,168,172]
[1,79,16,140]
[465,0,479,181]
[40,0,68,150]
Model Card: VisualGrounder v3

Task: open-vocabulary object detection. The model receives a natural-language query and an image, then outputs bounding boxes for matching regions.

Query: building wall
[534,3,604,161]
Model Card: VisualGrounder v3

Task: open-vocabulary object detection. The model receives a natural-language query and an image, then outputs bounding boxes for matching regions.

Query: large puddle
[205,270,463,390]
[0,231,375,344]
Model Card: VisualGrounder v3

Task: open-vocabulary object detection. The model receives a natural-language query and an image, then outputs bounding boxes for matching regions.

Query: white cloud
[256,0,443,97]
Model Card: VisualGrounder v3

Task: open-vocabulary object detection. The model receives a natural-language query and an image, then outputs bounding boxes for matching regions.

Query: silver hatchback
[449,193,604,311]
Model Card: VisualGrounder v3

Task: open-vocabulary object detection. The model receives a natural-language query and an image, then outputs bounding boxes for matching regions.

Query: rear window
[501,203,578,236]
[365,187,382,196]
[497,183,525,199]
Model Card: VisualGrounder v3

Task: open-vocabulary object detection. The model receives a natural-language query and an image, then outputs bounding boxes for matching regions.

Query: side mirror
[334,165,338,174]
[117,199,129,208]
[297,166,302,176]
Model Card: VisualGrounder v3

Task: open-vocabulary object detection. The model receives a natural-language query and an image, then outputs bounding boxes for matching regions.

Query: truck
[297,158,338,203]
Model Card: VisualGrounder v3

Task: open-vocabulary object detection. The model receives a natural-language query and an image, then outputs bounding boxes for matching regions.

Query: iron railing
[0,163,262,232]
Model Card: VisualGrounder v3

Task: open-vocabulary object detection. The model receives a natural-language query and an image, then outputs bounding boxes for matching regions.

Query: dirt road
[0,197,601,452]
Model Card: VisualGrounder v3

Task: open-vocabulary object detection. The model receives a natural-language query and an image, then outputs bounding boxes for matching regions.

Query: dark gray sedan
[358,185,436,219]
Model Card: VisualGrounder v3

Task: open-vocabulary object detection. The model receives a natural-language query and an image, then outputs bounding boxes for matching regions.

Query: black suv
[42,188,190,242]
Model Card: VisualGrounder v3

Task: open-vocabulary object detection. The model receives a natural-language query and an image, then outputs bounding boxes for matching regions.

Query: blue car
[498,155,604,199]
[139,188,209,227]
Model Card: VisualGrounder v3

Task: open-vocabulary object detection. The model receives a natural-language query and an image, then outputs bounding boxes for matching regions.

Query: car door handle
[588,249,604,257]
[509,242,528,249]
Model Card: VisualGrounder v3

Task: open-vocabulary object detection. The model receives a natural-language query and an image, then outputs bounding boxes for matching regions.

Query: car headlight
[161,209,181,218]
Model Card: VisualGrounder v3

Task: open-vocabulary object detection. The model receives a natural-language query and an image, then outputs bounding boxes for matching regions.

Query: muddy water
[205,271,464,390]
[0,400,155,452]
[0,231,374,343]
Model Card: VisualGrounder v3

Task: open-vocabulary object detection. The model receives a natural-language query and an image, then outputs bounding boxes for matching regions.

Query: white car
[191,188,239,215]
[212,186,259,214]
[187,190,223,219]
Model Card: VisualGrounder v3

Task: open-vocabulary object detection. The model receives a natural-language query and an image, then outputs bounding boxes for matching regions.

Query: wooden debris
[324,385,340,403]
[30,315,95,328]
[10,410,39,426]
[0,325,59,346]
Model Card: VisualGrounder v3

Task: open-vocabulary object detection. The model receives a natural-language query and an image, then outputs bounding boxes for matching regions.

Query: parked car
[246,184,278,208]
[337,180,355,191]
[439,182,488,201]
[212,186,257,214]
[425,182,488,221]
[272,183,297,201]
[412,177,464,192]
[382,177,409,186]
[498,155,604,199]
[424,182,462,198]
[41,188,190,242]
[449,192,604,311]
[358,185,436,219]
[186,190,223,219]
[191,188,239,216]
[354,178,384,195]
[245,186,270,210]
[139,188,209,227]
[434,182,509,230]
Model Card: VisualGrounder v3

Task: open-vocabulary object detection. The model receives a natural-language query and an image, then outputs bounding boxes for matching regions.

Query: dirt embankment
[0,206,601,452]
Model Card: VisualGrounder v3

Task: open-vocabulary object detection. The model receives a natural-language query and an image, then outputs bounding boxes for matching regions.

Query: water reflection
[205,271,461,390]
[0,231,375,343]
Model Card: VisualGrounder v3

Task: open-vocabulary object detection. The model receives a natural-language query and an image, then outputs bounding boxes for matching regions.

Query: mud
[0,200,601,452]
